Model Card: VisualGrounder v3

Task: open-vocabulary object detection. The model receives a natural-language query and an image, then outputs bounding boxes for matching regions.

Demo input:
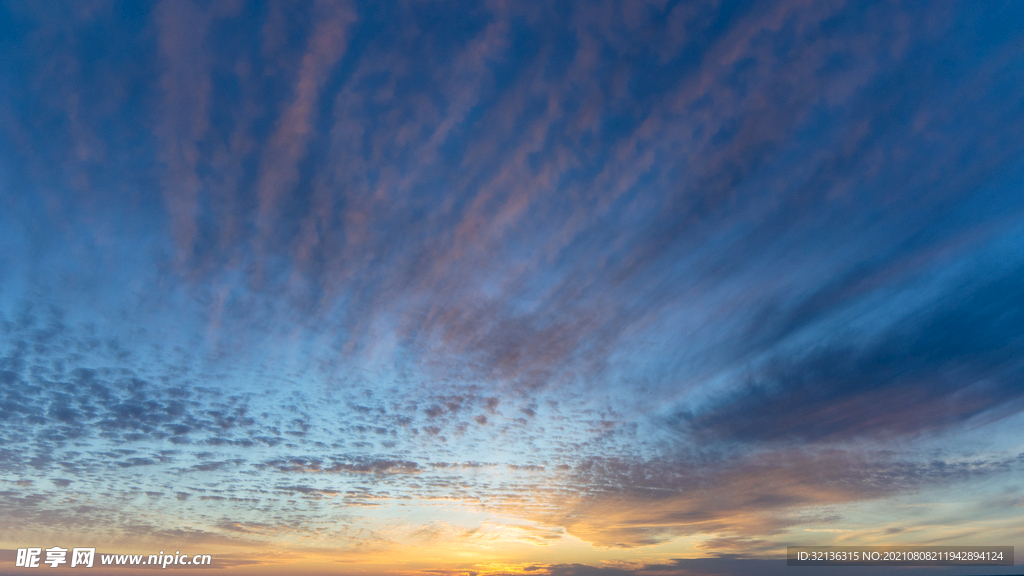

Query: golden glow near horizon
[5,458,1024,574]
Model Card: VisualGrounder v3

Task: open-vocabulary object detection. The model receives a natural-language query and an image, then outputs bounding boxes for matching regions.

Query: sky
[1,1,1023,575]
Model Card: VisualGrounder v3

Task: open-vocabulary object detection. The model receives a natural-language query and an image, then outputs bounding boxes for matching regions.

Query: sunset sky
[1,1,1023,575]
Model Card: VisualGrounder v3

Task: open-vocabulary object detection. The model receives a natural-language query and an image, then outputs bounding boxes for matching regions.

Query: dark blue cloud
[684,265,1024,444]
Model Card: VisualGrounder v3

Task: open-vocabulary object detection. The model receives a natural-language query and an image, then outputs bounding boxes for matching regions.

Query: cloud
[261,456,420,475]
[684,266,1024,445]
[551,447,1024,548]
[255,0,356,246]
